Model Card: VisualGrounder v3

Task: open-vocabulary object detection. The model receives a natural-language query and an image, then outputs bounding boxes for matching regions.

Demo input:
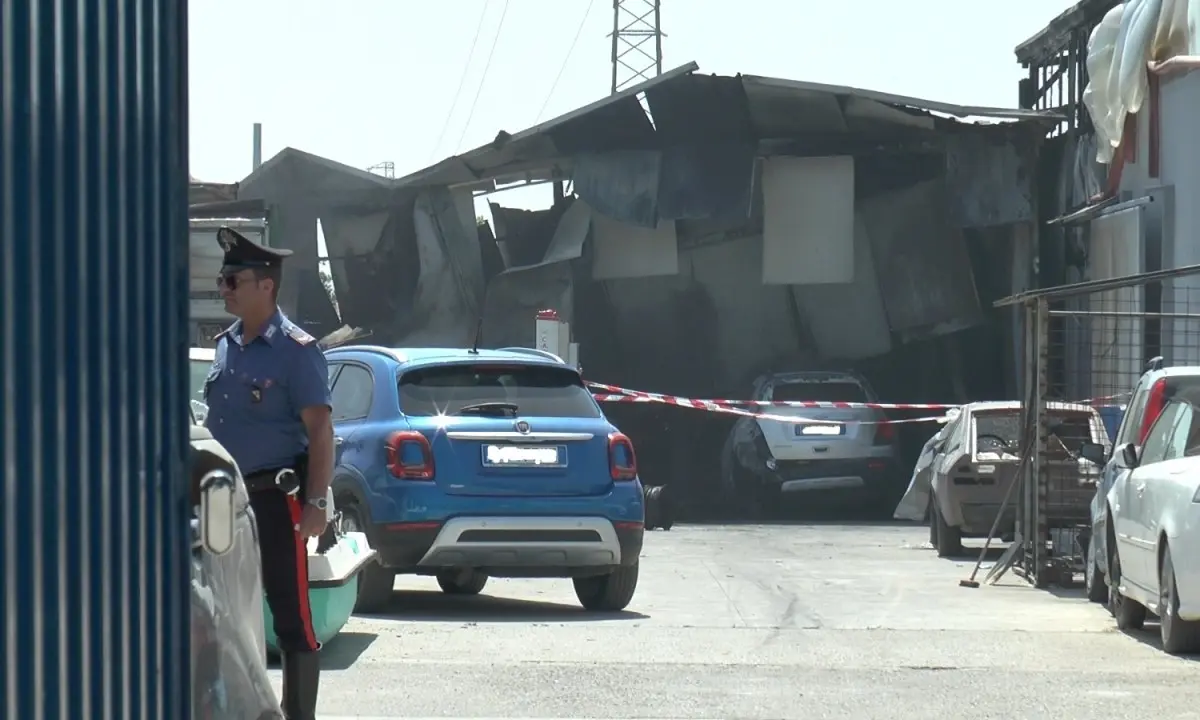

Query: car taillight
[385,430,435,480]
[873,413,895,445]
[608,432,638,481]
[1138,379,1168,445]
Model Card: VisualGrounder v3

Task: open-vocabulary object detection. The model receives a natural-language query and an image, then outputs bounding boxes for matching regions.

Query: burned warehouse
[190,61,1059,516]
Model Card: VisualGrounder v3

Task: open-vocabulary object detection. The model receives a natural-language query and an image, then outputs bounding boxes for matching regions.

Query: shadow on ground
[1118,619,1200,661]
[266,631,377,671]
[358,589,649,623]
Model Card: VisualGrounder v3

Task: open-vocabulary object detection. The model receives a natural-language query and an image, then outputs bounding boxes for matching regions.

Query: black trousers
[250,488,320,653]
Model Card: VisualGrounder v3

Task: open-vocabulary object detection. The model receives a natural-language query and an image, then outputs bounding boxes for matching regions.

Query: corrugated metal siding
[1,1,192,718]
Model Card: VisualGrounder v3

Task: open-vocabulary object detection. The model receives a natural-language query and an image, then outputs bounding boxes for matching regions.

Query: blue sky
[188,0,1074,212]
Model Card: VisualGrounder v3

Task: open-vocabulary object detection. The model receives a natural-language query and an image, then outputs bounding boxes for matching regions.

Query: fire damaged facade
[192,62,1059,511]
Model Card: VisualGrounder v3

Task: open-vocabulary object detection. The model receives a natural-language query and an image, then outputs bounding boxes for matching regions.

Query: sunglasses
[216,273,257,290]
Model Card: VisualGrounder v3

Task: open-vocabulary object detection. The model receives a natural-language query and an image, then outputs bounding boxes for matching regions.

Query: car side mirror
[1079,442,1108,465]
[1119,443,1140,470]
[199,469,237,556]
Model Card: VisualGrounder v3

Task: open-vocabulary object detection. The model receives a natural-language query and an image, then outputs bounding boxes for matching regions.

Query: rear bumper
[761,457,901,495]
[371,515,643,578]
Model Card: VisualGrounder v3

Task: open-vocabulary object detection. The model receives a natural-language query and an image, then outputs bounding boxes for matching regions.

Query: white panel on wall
[793,214,892,359]
[591,208,679,280]
[1087,207,1145,395]
[761,155,855,285]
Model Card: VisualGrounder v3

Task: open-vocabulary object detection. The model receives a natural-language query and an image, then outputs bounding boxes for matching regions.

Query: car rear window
[771,380,869,403]
[974,410,1094,453]
[398,364,601,418]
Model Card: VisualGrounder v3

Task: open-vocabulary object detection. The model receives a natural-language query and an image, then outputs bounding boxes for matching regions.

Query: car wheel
[338,501,396,614]
[927,497,938,547]
[573,563,639,612]
[436,569,488,595]
[932,496,963,558]
[1085,539,1108,604]
[1108,543,1146,631]
[1159,544,1200,654]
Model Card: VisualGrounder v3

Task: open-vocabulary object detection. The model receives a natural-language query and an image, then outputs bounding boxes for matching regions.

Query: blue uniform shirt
[203,309,331,475]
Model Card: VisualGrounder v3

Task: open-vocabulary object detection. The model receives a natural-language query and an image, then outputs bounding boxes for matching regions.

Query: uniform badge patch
[251,385,262,403]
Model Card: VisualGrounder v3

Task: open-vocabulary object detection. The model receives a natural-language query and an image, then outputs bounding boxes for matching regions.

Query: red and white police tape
[585,381,1131,426]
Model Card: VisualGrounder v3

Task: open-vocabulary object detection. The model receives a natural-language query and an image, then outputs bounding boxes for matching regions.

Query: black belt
[244,454,308,495]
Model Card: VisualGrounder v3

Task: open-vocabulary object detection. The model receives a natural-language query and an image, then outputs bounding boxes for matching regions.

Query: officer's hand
[296,504,327,538]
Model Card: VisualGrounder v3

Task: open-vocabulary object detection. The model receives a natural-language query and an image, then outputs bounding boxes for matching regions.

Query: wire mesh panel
[998,266,1200,587]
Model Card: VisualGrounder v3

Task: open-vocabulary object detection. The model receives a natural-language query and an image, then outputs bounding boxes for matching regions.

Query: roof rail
[325,344,408,364]
[497,346,566,364]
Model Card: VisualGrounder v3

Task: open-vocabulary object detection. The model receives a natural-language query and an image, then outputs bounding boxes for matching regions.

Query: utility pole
[610,0,663,95]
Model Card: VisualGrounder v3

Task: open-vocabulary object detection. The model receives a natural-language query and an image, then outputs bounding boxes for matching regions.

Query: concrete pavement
[274,522,1200,719]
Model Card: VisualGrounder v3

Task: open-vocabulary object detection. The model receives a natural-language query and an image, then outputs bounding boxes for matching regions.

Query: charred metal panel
[401,188,487,346]
[482,200,591,347]
[545,96,657,155]
[859,180,984,341]
[657,143,756,223]
[643,74,756,144]
[1,0,191,717]
[573,144,755,228]
[573,151,661,228]
[945,129,1038,227]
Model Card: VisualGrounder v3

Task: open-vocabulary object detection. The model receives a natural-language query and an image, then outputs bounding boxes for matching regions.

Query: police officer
[203,227,333,720]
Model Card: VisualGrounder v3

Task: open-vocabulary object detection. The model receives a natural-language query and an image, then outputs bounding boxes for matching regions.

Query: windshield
[398,363,601,418]
[974,410,1095,454]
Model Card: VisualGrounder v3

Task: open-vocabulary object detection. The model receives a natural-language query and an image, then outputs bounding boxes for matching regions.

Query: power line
[428,1,490,162]
[455,0,510,154]
[534,0,596,124]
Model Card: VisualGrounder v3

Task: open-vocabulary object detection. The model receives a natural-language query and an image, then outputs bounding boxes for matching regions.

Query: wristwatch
[308,497,328,511]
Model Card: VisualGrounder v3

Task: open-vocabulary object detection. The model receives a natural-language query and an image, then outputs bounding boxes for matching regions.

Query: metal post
[1,1,192,717]
[1019,302,1038,581]
[1032,298,1051,587]
[253,123,263,171]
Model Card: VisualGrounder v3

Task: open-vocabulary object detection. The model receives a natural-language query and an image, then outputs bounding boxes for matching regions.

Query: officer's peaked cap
[217,226,293,273]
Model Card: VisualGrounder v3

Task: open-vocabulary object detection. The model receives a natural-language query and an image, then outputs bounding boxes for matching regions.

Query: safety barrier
[586,380,1129,426]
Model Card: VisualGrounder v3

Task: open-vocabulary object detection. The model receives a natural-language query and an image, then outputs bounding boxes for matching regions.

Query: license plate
[795,424,843,436]
[481,444,566,467]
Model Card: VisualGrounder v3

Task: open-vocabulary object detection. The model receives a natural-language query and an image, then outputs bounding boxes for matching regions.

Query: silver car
[924,401,1107,557]
[721,370,902,517]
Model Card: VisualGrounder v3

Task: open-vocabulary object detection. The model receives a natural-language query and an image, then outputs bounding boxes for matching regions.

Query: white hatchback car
[1102,395,1200,654]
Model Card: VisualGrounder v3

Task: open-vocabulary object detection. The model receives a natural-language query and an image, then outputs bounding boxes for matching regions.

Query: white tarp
[893,409,961,522]
[1084,0,1200,163]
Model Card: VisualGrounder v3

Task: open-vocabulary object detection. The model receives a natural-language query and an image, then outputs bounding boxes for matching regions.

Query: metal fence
[1,1,192,716]
[993,264,1200,587]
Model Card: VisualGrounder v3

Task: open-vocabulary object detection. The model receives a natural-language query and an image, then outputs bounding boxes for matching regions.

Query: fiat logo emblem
[515,420,531,434]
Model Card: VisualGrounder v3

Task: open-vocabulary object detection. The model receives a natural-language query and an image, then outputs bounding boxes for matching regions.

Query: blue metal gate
[1,1,192,717]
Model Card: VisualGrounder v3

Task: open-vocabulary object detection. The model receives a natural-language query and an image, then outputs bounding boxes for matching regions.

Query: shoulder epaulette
[283,323,316,346]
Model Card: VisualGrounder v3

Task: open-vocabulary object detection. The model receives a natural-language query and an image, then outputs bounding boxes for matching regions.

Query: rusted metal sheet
[1,1,192,717]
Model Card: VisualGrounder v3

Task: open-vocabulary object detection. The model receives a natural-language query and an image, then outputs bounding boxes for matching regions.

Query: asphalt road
[271,522,1200,719]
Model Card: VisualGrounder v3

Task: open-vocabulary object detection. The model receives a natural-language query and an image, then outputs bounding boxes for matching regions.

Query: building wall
[1115,70,1200,362]
[1118,71,1200,264]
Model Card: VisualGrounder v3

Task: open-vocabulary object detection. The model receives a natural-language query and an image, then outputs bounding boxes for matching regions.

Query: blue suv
[325,345,645,613]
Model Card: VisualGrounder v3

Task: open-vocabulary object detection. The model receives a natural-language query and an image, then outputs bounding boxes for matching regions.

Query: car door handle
[334,436,345,447]
[1135,483,1146,495]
